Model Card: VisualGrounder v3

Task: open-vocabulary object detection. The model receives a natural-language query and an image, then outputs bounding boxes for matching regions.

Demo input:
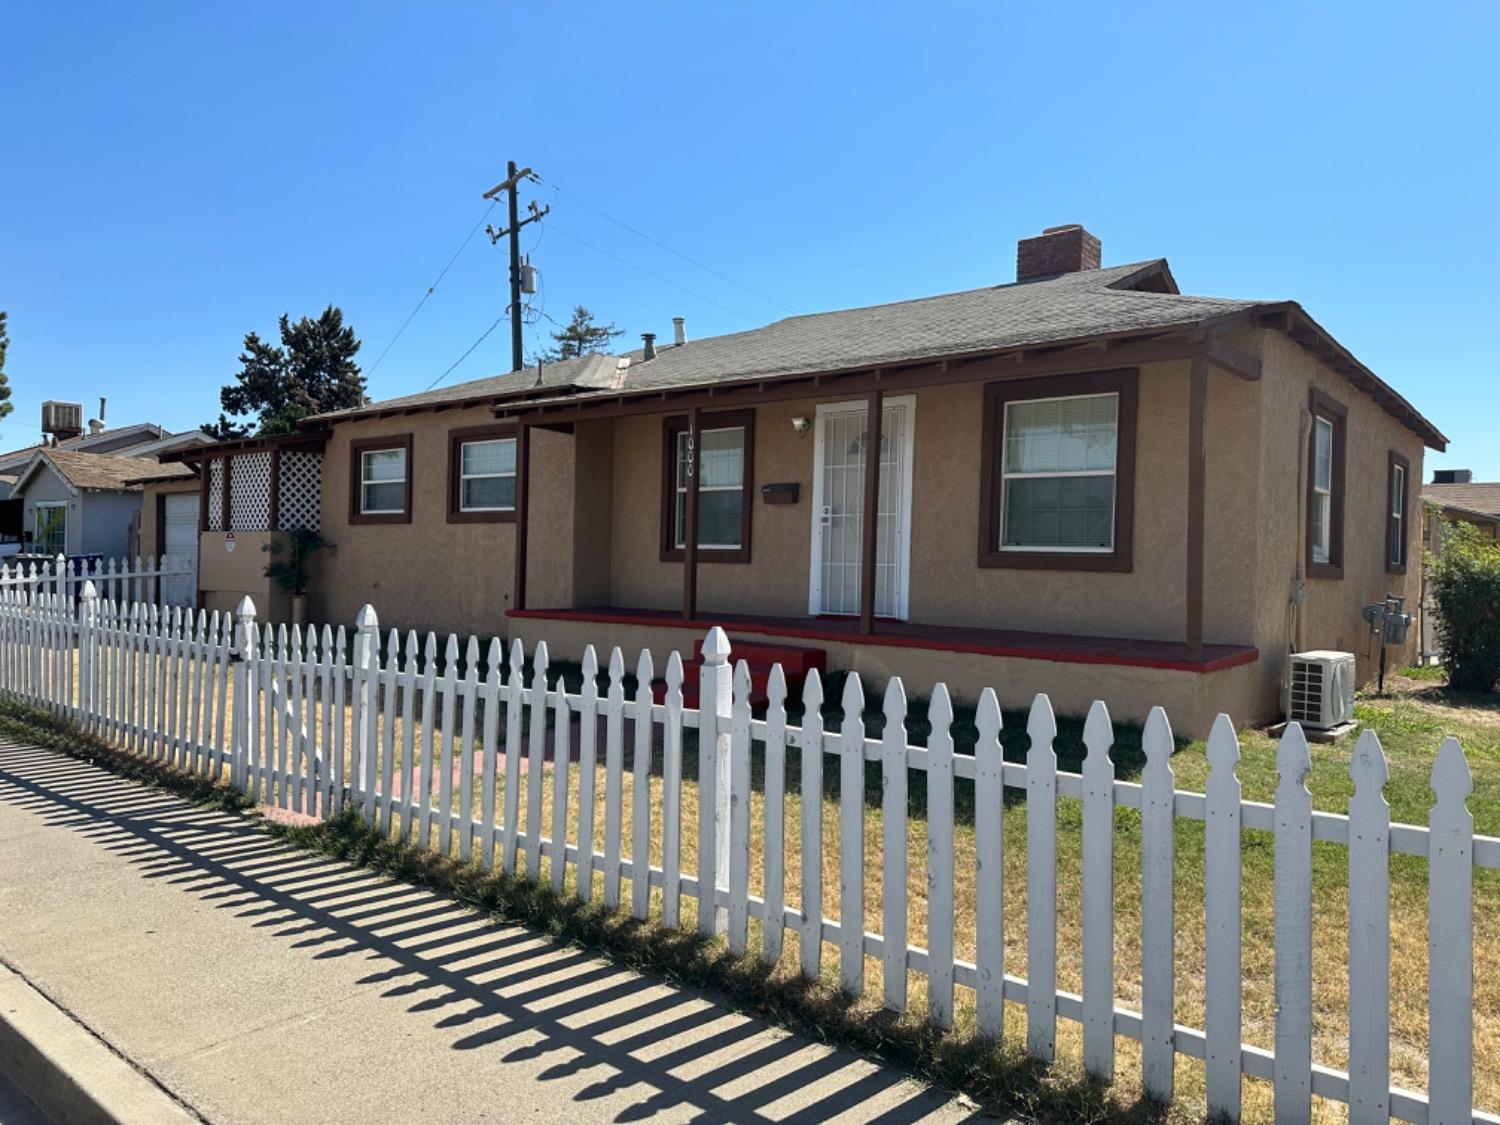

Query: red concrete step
[653,639,826,709]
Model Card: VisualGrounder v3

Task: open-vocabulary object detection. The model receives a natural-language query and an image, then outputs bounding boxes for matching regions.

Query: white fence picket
[1204,713,1243,1121]
[1347,728,1390,1125]
[1274,722,1314,1123]
[0,594,1493,1125]
[973,689,1004,1040]
[1140,706,1176,1100]
[881,677,908,1012]
[1025,693,1058,1062]
[1428,737,1473,1125]
[1081,700,1115,1080]
[838,672,866,996]
[926,683,955,1030]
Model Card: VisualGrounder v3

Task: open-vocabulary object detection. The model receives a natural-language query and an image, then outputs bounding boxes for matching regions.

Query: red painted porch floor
[509,605,1258,674]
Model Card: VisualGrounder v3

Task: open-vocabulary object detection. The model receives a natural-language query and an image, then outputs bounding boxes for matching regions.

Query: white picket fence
[0,554,195,607]
[0,584,1495,1125]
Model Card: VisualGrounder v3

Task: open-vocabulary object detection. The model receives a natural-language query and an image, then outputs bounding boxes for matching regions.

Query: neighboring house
[1423,470,1500,541]
[8,449,195,562]
[1417,469,1500,663]
[174,225,1445,734]
[0,422,210,481]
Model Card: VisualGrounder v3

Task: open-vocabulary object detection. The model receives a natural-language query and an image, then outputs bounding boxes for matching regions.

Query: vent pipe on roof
[672,317,686,347]
[642,333,657,361]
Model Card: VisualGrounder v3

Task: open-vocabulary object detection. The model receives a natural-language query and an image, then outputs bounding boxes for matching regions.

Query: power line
[366,200,499,378]
[539,178,795,314]
[547,221,758,324]
[423,314,506,391]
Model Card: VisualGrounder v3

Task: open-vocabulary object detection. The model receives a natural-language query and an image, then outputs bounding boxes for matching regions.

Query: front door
[808,396,915,618]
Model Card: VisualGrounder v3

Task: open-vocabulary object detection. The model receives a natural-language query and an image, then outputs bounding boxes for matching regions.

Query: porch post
[859,389,883,635]
[682,406,700,622]
[1186,356,1208,661]
[513,423,530,612]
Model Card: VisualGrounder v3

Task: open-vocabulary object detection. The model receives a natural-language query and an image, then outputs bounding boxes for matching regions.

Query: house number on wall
[685,432,695,478]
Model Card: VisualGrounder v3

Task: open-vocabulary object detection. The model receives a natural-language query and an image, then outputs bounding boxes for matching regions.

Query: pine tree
[204,306,364,438]
[0,311,14,421]
[539,306,624,363]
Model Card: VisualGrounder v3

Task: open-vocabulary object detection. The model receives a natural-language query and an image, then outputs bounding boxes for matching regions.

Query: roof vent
[1016,224,1101,282]
[672,317,686,347]
[1433,468,1474,485]
[641,333,657,361]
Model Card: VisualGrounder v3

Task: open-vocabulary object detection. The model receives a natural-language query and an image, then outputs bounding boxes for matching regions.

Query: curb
[0,961,198,1124]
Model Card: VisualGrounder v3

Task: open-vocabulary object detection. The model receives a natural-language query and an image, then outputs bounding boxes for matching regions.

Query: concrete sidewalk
[0,740,987,1124]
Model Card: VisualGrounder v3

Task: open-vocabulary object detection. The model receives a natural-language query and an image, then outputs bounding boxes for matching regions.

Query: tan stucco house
[172,225,1445,734]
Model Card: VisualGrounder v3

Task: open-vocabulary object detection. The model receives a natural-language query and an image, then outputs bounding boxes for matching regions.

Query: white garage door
[163,494,199,607]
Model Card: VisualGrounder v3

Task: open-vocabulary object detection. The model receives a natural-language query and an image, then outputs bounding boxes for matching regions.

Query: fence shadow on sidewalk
[0,742,987,1124]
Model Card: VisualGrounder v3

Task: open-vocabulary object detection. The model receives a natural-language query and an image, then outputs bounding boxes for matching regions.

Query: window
[978,370,1137,572]
[1305,390,1346,578]
[447,425,518,523]
[348,435,412,524]
[1387,451,1410,573]
[1001,393,1118,551]
[34,503,66,556]
[660,410,754,563]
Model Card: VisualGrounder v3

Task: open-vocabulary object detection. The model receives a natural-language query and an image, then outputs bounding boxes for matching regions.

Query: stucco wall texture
[286,326,1428,732]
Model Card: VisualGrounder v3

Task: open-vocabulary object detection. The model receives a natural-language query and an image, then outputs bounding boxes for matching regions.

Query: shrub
[1428,519,1500,693]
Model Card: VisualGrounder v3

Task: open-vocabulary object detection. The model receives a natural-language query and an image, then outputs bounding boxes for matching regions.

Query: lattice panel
[207,460,224,531]
[277,450,322,531]
[229,451,271,531]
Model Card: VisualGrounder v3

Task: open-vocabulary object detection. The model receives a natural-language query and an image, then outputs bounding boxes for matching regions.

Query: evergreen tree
[0,311,14,421]
[539,306,624,363]
[204,305,364,438]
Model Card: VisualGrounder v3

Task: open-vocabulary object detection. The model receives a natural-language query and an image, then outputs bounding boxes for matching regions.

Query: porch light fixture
[790,416,811,436]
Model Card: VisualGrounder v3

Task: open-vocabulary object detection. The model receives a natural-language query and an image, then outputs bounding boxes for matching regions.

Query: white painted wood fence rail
[0,586,1495,1125]
[0,554,194,606]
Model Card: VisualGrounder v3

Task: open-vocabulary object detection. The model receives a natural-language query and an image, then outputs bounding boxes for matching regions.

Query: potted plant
[262,527,333,626]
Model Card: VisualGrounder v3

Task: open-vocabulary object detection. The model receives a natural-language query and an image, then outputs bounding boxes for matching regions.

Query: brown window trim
[659,408,755,564]
[1386,448,1411,575]
[977,369,1138,573]
[1306,388,1347,580]
[447,423,519,524]
[348,434,413,525]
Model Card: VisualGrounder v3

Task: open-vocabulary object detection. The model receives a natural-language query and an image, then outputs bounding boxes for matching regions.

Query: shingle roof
[18,450,193,493]
[1424,482,1500,519]
[309,352,626,422]
[297,256,1443,447]
[615,261,1251,392]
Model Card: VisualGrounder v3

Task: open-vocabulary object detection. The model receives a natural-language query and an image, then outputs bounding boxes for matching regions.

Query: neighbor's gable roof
[298,257,1444,447]
[12,449,193,495]
[1425,482,1500,520]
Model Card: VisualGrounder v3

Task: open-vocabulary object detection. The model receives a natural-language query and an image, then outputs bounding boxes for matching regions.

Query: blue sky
[3,1,1496,477]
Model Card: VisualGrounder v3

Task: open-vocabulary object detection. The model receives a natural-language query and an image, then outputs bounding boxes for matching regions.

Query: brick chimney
[1016,224,1101,282]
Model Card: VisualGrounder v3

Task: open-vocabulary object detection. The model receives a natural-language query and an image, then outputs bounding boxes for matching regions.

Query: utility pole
[484,162,549,372]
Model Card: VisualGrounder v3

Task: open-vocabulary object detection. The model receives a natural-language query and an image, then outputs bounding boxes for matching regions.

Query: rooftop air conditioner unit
[1285,650,1356,730]
[41,401,84,439]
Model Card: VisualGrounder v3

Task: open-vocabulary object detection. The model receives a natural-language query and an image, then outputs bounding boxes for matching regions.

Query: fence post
[53,554,65,607]
[78,581,97,729]
[352,605,379,823]
[232,596,257,793]
[698,627,732,935]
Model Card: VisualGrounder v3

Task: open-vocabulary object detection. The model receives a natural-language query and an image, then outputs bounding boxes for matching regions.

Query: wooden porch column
[682,406,700,622]
[1185,356,1208,661]
[513,423,530,612]
[859,389,883,635]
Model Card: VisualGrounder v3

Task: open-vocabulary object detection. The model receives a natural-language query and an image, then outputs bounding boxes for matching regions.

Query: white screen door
[808,396,914,618]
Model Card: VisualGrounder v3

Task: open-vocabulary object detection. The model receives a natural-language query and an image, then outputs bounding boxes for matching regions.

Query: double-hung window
[1387,451,1410,573]
[459,438,516,512]
[1001,393,1119,551]
[979,370,1137,572]
[1305,390,1346,577]
[661,410,754,562]
[349,435,412,524]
